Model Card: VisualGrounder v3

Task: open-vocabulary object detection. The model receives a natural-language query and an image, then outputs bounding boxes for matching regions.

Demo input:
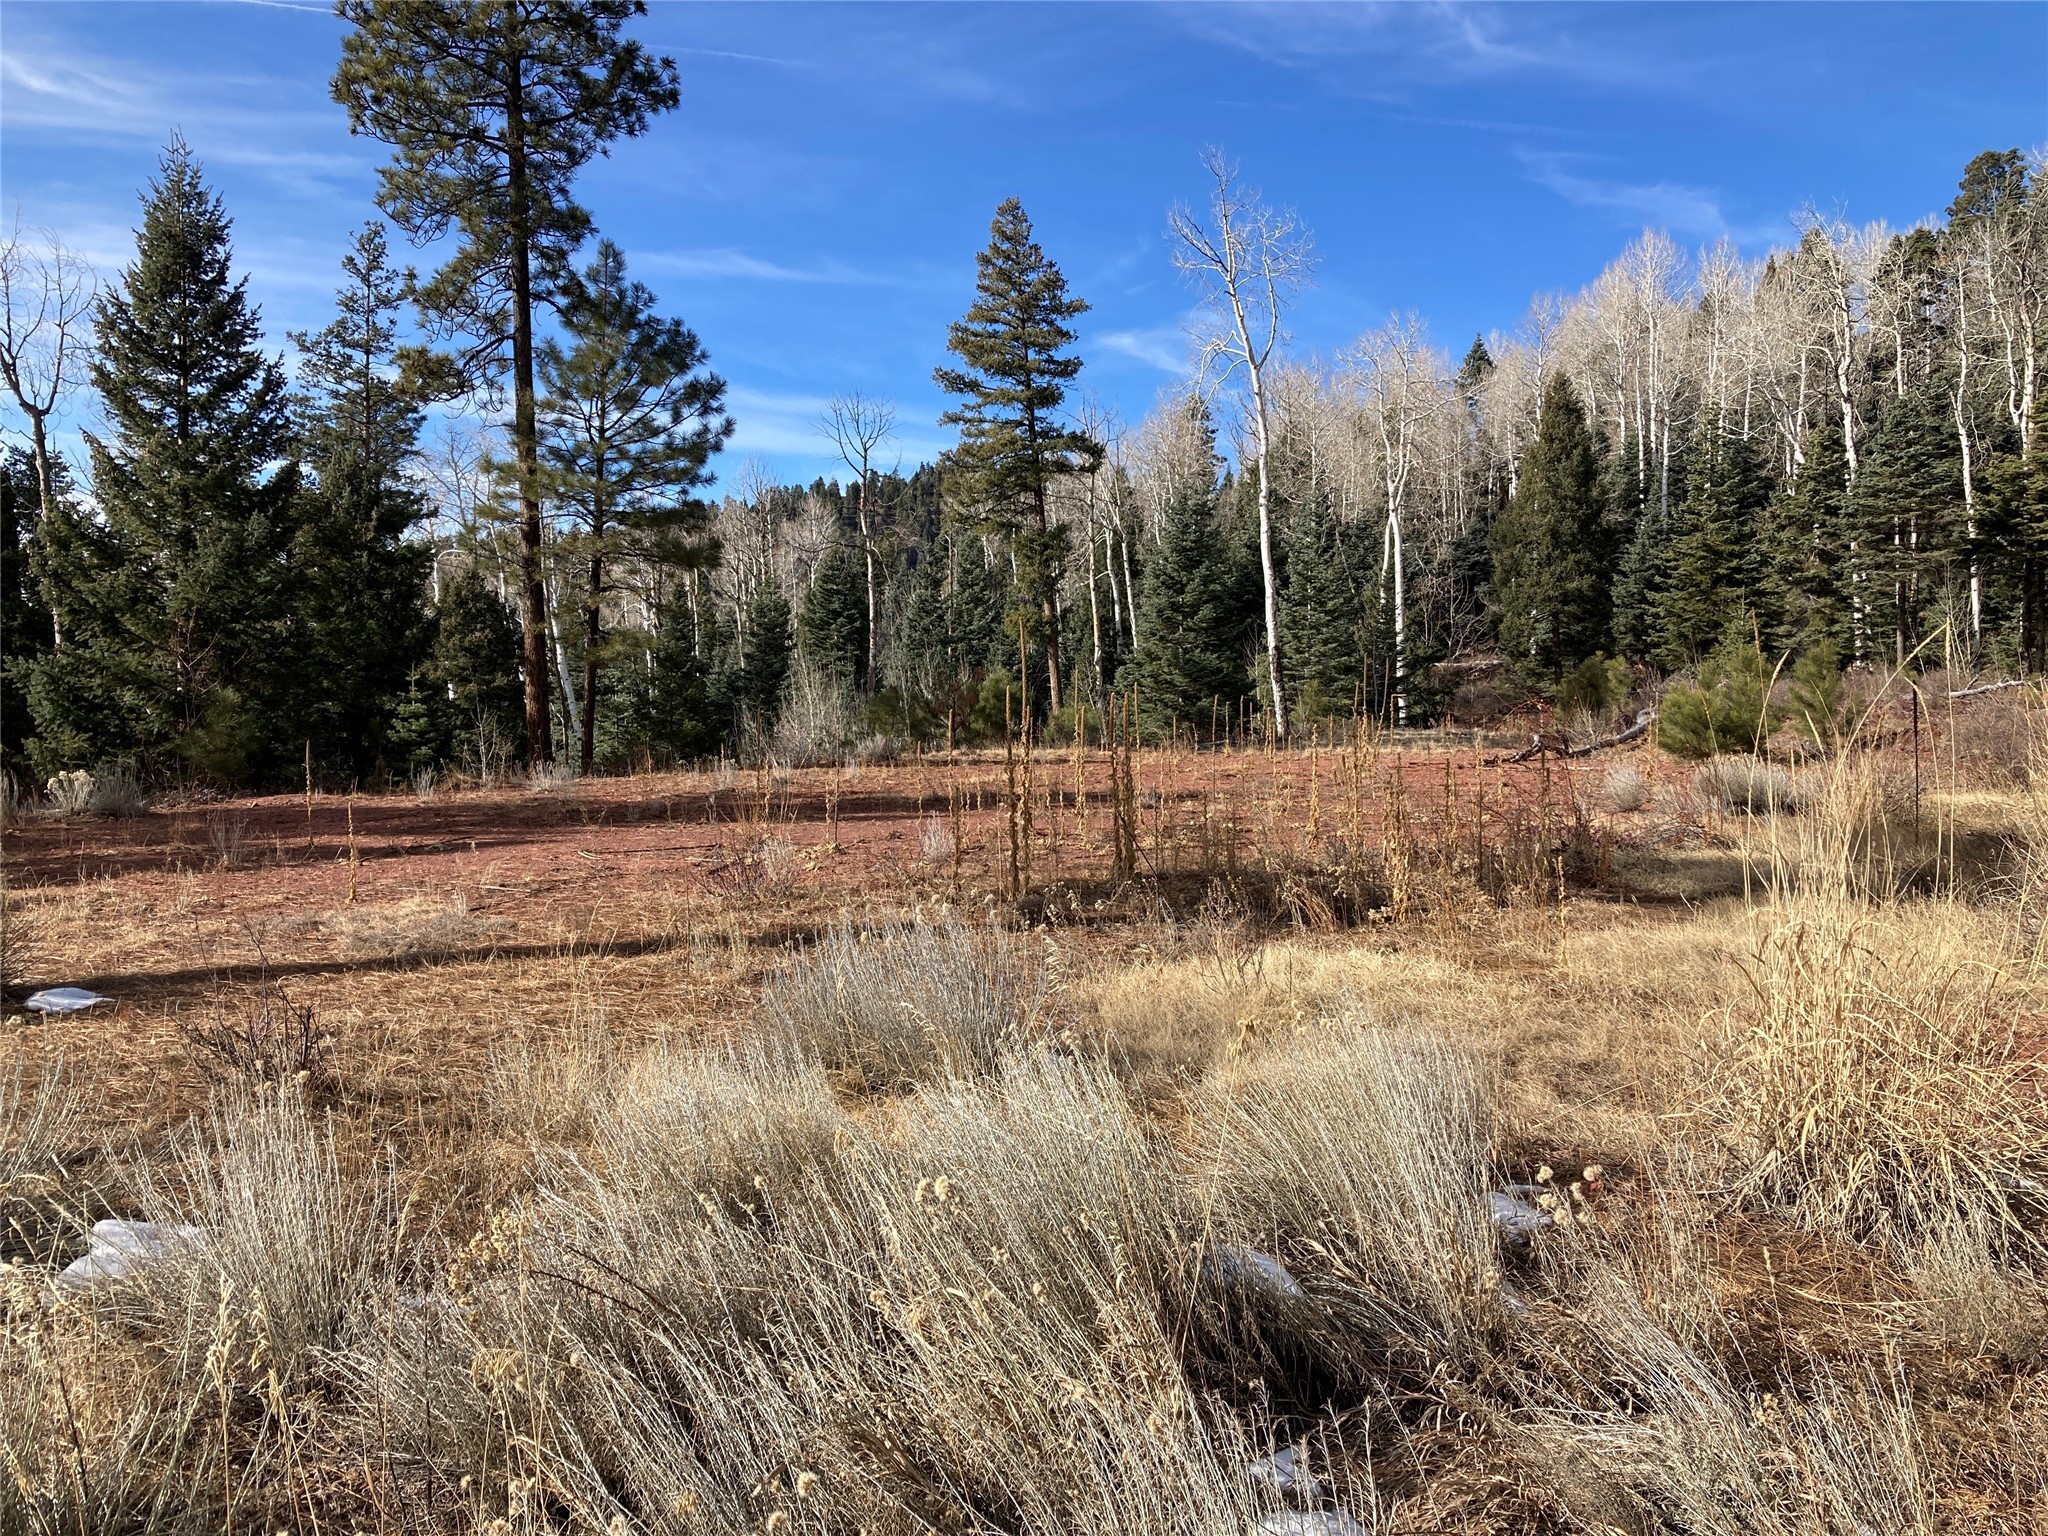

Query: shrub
[44,769,93,816]
[761,915,1046,1089]
[86,761,149,817]
[1657,632,1775,759]
[1694,756,1802,815]
[1557,652,1633,723]
[1602,764,1649,812]
[1785,638,1848,747]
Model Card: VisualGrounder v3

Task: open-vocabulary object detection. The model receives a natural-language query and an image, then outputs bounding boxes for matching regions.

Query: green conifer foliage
[287,223,434,779]
[1655,625,1777,759]
[1850,384,1964,664]
[1980,387,2048,670]
[428,565,526,769]
[334,0,679,764]
[1656,429,1770,668]
[536,240,730,772]
[1490,373,1609,678]
[800,545,868,687]
[1279,492,1361,723]
[934,198,1100,716]
[24,141,298,781]
[1,450,56,764]
[1760,424,1852,656]
[1128,485,1247,739]
[740,577,793,724]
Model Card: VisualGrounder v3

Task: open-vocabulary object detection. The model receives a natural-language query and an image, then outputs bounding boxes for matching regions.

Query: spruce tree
[287,223,433,779]
[428,565,526,767]
[1610,500,1671,665]
[1278,492,1361,723]
[24,142,298,781]
[1490,373,1608,678]
[0,451,55,767]
[1128,485,1246,739]
[1655,429,1770,668]
[1980,386,2048,670]
[740,577,793,724]
[334,0,679,765]
[933,198,1100,717]
[1761,424,1852,656]
[799,545,868,687]
[1850,384,1964,664]
[536,240,731,772]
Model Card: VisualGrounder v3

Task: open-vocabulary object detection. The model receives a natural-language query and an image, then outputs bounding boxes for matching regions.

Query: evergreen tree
[0,451,55,768]
[287,222,433,779]
[1611,499,1672,665]
[1128,485,1246,739]
[1490,373,1608,678]
[428,564,526,766]
[1850,384,1964,664]
[933,198,1100,717]
[23,142,299,781]
[1278,492,1361,723]
[334,0,679,765]
[799,544,868,687]
[1980,386,2048,670]
[536,240,731,772]
[647,599,737,760]
[1655,429,1770,668]
[1761,424,1852,656]
[739,576,793,724]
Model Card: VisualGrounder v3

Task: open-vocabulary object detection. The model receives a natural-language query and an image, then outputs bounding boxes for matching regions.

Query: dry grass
[0,729,2043,1530]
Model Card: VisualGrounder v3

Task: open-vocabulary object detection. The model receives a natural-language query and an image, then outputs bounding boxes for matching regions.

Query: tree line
[1,3,2041,786]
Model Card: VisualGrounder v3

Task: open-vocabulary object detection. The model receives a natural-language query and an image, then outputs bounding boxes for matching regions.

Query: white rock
[56,1219,206,1291]
[1487,1190,1553,1243]
[1248,1444,1318,1496]
[1256,1514,1370,1536]
[23,987,112,1014]
[1208,1244,1308,1301]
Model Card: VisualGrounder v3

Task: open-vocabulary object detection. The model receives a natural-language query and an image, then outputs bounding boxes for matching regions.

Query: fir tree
[739,577,793,724]
[1610,500,1671,665]
[24,141,298,781]
[1490,373,1608,678]
[286,222,433,779]
[1655,429,1770,668]
[1850,384,1964,664]
[0,451,55,766]
[1761,424,1852,656]
[1128,485,1246,739]
[1278,492,1361,723]
[334,0,679,765]
[536,240,731,772]
[1980,386,2048,670]
[428,565,526,766]
[799,544,868,687]
[933,198,1100,717]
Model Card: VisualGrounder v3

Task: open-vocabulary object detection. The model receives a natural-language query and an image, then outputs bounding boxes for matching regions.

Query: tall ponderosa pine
[1490,373,1608,678]
[1655,429,1770,668]
[334,0,679,765]
[1128,485,1247,739]
[1279,492,1362,723]
[288,223,433,778]
[537,240,730,772]
[24,142,298,780]
[934,198,1101,717]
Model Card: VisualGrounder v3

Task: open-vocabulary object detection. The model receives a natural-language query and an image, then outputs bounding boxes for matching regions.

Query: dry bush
[916,812,956,864]
[769,662,862,766]
[87,761,149,818]
[761,914,1048,1089]
[1602,763,1649,812]
[178,982,330,1085]
[204,811,251,869]
[0,1056,80,1249]
[1193,1019,1508,1365]
[1695,755,1803,815]
[43,769,93,816]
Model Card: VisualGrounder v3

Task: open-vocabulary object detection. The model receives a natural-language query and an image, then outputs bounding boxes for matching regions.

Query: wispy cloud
[1097,323,1190,374]
[723,385,948,466]
[637,247,907,288]
[1517,149,1787,246]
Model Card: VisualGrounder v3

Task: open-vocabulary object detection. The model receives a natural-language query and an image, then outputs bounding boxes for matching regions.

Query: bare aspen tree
[819,391,897,679]
[1348,315,1447,725]
[0,220,96,642]
[1169,149,1313,740]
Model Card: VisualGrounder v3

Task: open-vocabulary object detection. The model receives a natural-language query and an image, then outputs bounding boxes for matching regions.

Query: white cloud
[636,247,909,287]
[1097,323,1190,374]
[1517,149,1788,246]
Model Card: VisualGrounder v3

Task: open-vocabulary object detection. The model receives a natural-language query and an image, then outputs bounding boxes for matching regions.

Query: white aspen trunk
[545,575,583,756]
[1954,307,1982,641]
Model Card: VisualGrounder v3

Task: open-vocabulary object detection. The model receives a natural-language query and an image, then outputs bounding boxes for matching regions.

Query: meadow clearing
[1,692,2045,1535]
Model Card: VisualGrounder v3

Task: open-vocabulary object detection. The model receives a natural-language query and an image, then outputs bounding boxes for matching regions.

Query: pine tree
[286,223,433,779]
[740,577,793,724]
[0,451,55,767]
[23,141,299,781]
[537,240,731,772]
[1128,485,1247,739]
[1490,373,1608,678]
[1655,429,1770,668]
[933,198,1100,717]
[1279,492,1361,723]
[334,0,679,765]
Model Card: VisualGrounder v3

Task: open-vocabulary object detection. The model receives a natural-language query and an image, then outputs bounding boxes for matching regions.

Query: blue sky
[3,1,2044,485]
